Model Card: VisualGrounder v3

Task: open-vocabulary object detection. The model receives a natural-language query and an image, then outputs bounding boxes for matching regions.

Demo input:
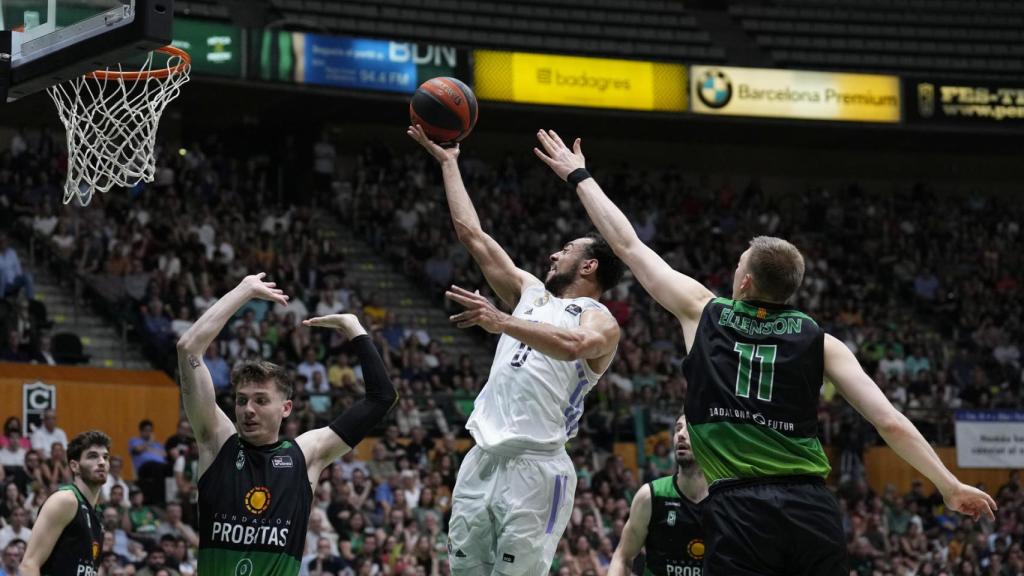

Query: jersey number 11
[733,343,777,402]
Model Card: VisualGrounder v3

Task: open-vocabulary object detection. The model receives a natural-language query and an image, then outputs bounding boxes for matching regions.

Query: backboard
[1,0,173,101]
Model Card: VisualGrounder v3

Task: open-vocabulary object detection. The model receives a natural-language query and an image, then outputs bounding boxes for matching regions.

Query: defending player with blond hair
[535,129,997,576]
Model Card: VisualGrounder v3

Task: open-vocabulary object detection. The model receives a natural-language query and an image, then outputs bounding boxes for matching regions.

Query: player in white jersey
[410,125,624,575]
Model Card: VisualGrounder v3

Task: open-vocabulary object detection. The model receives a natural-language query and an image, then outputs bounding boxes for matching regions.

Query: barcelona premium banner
[691,65,901,123]
[171,19,242,77]
[906,78,1024,125]
[260,31,467,93]
[473,50,687,112]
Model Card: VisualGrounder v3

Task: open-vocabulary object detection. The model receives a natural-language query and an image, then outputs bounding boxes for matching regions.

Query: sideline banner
[691,65,900,123]
[260,32,466,93]
[172,18,243,77]
[955,410,1024,468]
[474,50,687,112]
[906,78,1024,125]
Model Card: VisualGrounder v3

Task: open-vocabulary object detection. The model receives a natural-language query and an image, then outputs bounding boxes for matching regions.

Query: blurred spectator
[154,502,198,548]
[39,442,71,486]
[126,487,159,542]
[0,508,31,550]
[0,435,26,477]
[98,484,130,524]
[0,420,28,452]
[28,410,66,459]
[101,505,133,559]
[27,335,56,366]
[102,455,131,502]
[0,540,22,576]
[0,484,23,522]
[164,420,193,463]
[172,439,199,508]
[136,549,179,576]
[203,345,231,391]
[129,420,167,506]
[0,331,26,363]
[0,233,33,300]
[298,347,328,392]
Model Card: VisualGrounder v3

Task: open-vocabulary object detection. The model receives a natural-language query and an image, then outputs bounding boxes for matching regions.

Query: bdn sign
[23,381,56,434]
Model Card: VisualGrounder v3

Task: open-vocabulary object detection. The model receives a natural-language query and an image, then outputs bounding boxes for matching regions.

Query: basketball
[409,77,478,145]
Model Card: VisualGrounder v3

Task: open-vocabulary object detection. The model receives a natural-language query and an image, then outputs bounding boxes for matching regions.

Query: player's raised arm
[534,130,714,334]
[823,334,998,521]
[297,314,398,482]
[408,124,540,308]
[19,490,78,576]
[176,273,288,473]
[446,285,619,366]
[608,484,652,576]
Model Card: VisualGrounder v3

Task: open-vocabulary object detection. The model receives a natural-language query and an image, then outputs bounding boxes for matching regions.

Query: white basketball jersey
[467,284,615,455]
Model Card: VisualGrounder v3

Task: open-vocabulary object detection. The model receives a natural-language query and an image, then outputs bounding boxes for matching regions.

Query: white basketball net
[46,47,190,206]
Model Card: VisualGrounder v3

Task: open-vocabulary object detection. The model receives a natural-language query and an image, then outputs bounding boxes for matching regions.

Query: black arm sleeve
[329,335,399,447]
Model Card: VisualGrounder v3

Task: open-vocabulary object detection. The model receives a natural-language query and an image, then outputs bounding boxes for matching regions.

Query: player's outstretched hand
[241,273,289,306]
[407,124,460,164]
[944,482,998,521]
[446,285,508,334]
[303,314,369,340]
[534,129,585,182]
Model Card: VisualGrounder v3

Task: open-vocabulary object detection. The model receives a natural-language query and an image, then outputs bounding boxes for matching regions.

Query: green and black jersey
[683,298,830,484]
[641,475,704,576]
[41,484,102,576]
[197,434,312,576]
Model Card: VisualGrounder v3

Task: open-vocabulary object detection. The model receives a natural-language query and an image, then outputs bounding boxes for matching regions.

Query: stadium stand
[176,0,727,62]
[731,0,1024,77]
[1,124,1021,572]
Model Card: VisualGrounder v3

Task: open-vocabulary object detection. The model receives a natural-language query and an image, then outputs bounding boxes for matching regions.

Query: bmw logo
[697,69,732,109]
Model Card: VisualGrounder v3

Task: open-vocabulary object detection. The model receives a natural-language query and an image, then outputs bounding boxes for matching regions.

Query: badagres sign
[473,50,687,112]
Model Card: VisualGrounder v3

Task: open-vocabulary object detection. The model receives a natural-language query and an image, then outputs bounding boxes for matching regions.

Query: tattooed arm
[176,273,289,476]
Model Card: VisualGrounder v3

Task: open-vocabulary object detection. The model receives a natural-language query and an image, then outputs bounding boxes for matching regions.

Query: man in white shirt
[315,290,345,317]
[30,410,67,459]
[0,432,26,470]
[297,348,328,390]
[101,455,131,502]
[272,286,309,327]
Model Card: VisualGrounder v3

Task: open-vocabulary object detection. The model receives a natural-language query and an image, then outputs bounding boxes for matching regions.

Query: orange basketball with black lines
[409,77,478,145]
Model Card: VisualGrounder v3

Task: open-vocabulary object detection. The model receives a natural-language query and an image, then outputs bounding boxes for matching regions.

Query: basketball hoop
[47,45,191,206]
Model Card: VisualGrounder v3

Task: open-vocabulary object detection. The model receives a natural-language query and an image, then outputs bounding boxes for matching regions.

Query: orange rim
[87,45,190,81]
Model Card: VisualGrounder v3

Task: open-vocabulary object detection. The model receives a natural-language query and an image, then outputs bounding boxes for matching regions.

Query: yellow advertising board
[474,50,686,112]
[691,65,901,123]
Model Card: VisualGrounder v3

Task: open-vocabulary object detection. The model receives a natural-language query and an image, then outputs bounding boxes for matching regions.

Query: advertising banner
[955,410,1024,468]
[172,18,242,77]
[906,79,1024,125]
[474,50,686,112]
[260,31,466,93]
[691,65,900,123]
